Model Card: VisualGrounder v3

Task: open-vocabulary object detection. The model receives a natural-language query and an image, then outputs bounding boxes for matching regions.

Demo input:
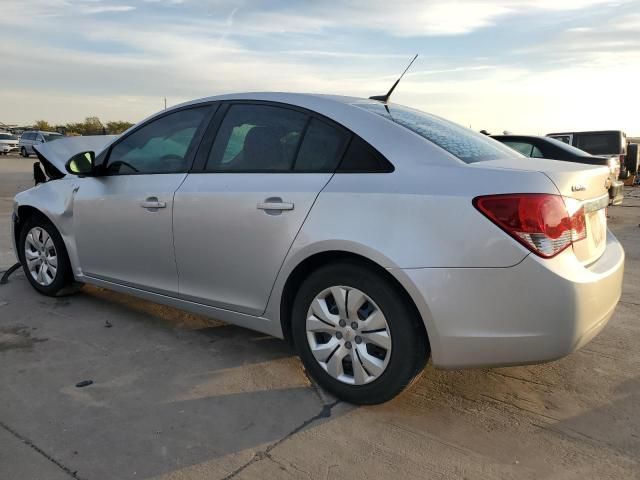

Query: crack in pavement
[619,300,640,307]
[221,399,341,480]
[0,419,85,480]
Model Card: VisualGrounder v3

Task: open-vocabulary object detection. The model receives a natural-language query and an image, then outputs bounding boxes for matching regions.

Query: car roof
[171,92,379,116]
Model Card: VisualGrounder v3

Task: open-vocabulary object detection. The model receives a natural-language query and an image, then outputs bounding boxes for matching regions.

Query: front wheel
[21,147,29,158]
[19,215,75,296]
[292,262,429,405]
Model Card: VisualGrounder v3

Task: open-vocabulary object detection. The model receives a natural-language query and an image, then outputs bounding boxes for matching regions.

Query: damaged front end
[31,135,117,185]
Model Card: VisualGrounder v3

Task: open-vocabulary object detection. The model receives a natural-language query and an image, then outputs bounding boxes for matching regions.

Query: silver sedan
[11,93,624,404]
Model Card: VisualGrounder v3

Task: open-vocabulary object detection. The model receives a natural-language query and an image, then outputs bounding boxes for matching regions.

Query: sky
[1,0,639,135]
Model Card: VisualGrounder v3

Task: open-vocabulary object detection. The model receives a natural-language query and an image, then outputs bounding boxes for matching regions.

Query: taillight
[473,194,587,258]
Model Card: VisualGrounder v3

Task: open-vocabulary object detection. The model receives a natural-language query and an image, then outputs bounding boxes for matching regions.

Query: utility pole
[164,97,167,110]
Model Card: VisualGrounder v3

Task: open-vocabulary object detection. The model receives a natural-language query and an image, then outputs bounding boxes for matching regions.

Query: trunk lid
[480,157,610,265]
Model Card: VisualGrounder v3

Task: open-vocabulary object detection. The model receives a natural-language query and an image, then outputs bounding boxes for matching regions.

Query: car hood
[33,135,117,177]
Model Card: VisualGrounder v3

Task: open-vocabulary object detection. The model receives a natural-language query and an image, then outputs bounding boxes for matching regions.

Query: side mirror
[65,151,95,176]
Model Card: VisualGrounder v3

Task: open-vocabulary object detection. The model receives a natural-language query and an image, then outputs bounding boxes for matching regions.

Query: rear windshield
[355,102,519,163]
[574,133,621,155]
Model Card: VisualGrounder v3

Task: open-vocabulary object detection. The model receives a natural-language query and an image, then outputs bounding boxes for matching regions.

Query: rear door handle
[140,197,166,209]
[257,201,294,211]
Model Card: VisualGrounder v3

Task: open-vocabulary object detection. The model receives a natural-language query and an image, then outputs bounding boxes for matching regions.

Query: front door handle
[140,197,166,209]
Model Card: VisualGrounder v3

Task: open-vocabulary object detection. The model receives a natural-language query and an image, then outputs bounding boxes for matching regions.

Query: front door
[73,105,212,295]
[173,103,349,315]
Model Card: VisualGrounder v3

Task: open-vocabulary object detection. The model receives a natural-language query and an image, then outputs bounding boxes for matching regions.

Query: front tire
[19,215,75,296]
[21,147,29,158]
[292,261,429,404]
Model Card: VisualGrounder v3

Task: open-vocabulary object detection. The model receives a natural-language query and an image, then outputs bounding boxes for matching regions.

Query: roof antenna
[369,54,418,104]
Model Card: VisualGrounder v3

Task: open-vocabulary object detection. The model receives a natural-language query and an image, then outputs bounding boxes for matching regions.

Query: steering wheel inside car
[108,160,140,173]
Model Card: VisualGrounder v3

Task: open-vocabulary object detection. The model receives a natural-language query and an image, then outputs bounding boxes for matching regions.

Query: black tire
[18,214,75,296]
[21,147,29,158]
[292,261,429,405]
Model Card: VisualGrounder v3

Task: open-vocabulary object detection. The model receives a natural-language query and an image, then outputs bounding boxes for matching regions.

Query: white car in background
[11,92,625,404]
[0,132,19,155]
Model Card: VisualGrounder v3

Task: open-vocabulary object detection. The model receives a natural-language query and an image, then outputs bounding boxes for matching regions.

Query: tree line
[33,117,134,136]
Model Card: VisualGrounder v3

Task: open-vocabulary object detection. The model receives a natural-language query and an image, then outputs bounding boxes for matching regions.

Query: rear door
[173,102,350,315]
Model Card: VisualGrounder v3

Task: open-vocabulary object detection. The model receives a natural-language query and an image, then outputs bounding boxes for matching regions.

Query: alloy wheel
[306,286,392,385]
[24,227,58,286]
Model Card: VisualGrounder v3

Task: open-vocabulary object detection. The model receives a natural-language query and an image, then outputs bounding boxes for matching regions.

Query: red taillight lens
[473,194,586,258]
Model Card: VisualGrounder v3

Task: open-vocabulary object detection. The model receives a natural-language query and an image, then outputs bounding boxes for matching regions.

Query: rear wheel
[292,262,429,404]
[19,215,75,296]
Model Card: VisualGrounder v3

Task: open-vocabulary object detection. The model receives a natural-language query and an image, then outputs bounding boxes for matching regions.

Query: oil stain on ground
[0,325,47,352]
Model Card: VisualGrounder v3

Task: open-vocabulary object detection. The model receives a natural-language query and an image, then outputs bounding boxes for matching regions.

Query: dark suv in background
[546,130,636,180]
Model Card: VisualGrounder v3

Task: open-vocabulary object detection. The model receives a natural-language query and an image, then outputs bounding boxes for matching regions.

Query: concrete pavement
[1,154,639,479]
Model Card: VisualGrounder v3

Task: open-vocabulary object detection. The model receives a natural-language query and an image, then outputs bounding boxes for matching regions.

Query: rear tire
[292,261,429,405]
[19,215,75,296]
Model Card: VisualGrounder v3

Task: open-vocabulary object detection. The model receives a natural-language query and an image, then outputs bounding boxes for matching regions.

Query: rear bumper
[609,180,624,205]
[399,232,625,369]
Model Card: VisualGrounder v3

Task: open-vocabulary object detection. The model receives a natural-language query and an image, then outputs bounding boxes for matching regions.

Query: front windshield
[355,102,520,163]
[0,134,18,141]
[43,133,63,142]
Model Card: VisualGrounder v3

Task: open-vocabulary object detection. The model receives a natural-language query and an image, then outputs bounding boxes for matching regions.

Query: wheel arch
[278,249,432,356]
[13,202,80,279]
[14,205,54,258]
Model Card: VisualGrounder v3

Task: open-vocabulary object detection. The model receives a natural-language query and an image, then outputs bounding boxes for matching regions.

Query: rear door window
[294,118,349,172]
[206,104,308,172]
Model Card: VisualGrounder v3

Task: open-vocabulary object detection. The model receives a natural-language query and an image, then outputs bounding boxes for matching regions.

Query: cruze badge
[571,184,586,192]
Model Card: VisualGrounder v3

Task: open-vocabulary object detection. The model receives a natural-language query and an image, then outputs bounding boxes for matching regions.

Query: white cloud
[0,0,638,135]
[80,5,136,14]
